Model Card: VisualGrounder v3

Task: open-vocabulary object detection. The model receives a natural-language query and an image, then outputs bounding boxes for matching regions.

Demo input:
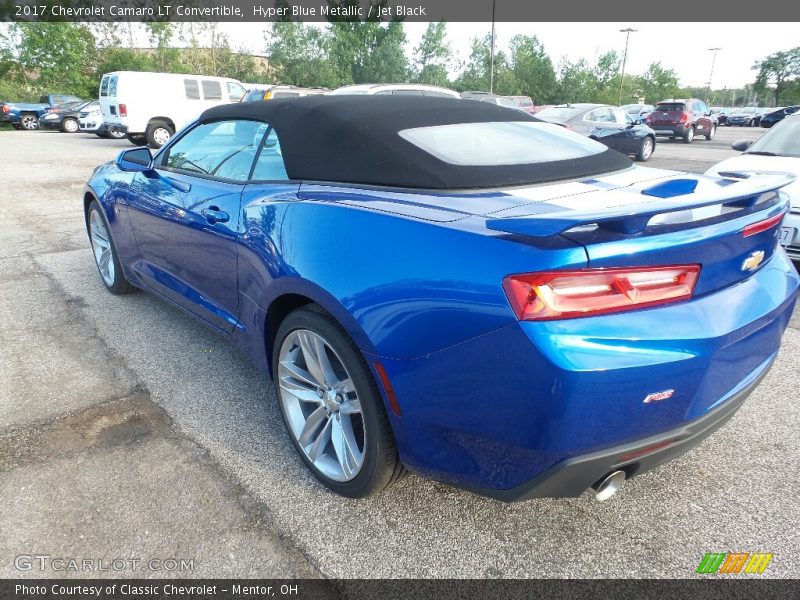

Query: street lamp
[618,28,637,105]
[706,47,722,104]
[489,0,496,93]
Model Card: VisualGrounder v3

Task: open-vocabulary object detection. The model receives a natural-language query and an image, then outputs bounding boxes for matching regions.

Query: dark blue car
[83,96,799,501]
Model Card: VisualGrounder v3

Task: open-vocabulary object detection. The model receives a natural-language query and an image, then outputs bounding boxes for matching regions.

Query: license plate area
[779,226,796,247]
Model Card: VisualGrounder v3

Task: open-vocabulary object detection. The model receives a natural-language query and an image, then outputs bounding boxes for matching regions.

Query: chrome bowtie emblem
[741,250,765,272]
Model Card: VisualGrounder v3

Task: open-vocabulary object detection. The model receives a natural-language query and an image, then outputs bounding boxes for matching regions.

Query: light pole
[618,28,637,105]
[489,0,496,93]
[705,47,722,104]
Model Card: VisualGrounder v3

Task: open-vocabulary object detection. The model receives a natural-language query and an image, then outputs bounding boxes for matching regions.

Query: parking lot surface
[1,127,798,579]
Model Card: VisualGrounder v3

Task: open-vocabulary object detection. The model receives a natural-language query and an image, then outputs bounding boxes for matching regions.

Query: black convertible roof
[199,95,631,189]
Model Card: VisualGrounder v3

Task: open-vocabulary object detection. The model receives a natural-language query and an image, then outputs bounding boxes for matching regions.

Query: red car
[507,95,536,114]
[646,98,716,143]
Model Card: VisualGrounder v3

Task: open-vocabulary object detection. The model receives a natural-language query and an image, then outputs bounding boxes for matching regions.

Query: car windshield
[745,117,800,157]
[621,104,643,114]
[398,121,607,166]
[655,103,685,112]
[535,106,582,120]
[733,108,758,115]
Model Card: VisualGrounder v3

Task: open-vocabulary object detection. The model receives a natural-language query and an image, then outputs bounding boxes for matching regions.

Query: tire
[61,118,78,133]
[682,126,695,144]
[86,200,135,295]
[145,120,174,149]
[126,133,147,145]
[635,136,654,161]
[19,113,38,130]
[705,125,716,141]
[273,304,405,498]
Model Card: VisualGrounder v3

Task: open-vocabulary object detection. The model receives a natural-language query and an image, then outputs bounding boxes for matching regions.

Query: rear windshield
[272,91,301,99]
[100,76,110,97]
[512,97,533,107]
[535,106,582,120]
[655,103,685,112]
[398,121,606,166]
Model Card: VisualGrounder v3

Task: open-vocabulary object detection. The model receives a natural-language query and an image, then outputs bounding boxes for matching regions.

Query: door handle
[202,206,230,224]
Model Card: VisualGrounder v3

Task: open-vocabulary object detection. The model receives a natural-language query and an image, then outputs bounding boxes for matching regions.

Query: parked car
[1,94,83,130]
[83,96,798,501]
[38,100,93,133]
[759,105,800,128]
[242,85,328,102]
[537,103,656,161]
[726,107,764,127]
[78,102,127,139]
[621,103,654,122]
[645,98,716,143]
[99,71,248,148]
[705,114,800,262]
[461,92,523,110]
[329,84,459,98]
[507,95,536,114]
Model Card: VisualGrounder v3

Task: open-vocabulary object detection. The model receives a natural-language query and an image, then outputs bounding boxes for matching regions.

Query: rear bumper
[650,125,689,137]
[375,251,799,495]
[466,354,773,501]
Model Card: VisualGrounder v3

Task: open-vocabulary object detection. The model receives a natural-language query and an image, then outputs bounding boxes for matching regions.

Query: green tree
[146,22,182,73]
[13,23,98,98]
[267,22,342,87]
[593,50,621,104]
[455,34,515,93]
[636,62,680,104]
[555,57,596,102]
[508,34,556,103]
[753,48,800,105]
[412,21,452,86]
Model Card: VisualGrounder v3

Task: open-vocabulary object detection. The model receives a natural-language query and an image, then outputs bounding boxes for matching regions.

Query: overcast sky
[215,21,798,90]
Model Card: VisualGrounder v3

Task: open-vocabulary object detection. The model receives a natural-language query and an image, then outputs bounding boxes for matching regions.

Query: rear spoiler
[485,171,795,237]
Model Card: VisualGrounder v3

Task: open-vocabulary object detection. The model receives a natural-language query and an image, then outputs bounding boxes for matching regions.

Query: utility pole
[489,0,496,93]
[618,28,637,105]
[706,47,722,104]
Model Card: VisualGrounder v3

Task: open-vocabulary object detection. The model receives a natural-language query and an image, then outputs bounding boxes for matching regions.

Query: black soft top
[199,95,630,189]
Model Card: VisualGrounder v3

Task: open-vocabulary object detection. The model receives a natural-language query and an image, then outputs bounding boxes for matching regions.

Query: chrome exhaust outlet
[592,470,626,501]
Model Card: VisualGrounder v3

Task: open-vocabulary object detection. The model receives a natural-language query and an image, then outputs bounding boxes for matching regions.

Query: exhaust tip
[592,470,626,502]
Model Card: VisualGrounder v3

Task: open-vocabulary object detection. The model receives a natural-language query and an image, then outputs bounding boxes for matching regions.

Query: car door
[127,119,269,332]
[694,100,713,134]
[583,107,627,152]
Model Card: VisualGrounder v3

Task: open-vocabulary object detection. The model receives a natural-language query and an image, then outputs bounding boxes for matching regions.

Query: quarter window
[202,80,222,101]
[184,79,200,100]
[251,128,289,180]
[159,120,270,183]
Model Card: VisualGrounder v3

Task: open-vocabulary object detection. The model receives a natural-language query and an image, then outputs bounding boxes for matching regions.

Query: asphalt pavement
[0,126,798,579]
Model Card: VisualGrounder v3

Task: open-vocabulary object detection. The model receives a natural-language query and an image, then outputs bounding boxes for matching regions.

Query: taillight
[2,105,8,114]
[118,103,127,117]
[678,113,689,123]
[502,265,701,321]
[742,212,785,237]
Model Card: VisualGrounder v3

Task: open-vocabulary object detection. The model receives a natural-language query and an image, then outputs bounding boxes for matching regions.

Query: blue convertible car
[84,96,798,501]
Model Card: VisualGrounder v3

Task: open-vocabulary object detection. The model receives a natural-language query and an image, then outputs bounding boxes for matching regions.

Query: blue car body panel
[84,123,799,497]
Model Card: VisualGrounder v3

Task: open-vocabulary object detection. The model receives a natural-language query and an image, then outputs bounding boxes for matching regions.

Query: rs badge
[741,250,765,272]
[643,389,674,404]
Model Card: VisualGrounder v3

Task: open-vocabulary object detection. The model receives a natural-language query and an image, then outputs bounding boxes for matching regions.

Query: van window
[202,80,222,101]
[159,120,269,183]
[227,82,246,102]
[184,79,200,100]
[251,128,289,181]
[107,77,118,97]
[100,76,110,97]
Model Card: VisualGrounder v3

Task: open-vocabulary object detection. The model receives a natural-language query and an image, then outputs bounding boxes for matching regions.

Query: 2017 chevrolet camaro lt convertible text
[84,96,799,501]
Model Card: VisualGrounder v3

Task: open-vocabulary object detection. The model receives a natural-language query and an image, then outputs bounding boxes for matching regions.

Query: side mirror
[731,139,754,152]
[116,147,152,172]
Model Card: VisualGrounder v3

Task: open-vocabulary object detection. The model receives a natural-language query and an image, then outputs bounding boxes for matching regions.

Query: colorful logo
[696,552,773,574]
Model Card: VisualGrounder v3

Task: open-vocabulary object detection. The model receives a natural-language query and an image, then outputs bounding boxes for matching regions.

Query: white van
[99,71,247,148]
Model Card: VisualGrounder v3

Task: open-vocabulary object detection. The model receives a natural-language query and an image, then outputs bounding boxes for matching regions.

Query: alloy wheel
[89,210,115,286]
[63,119,78,133]
[277,329,365,482]
[640,138,653,160]
[20,115,38,130]
[153,127,171,146]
